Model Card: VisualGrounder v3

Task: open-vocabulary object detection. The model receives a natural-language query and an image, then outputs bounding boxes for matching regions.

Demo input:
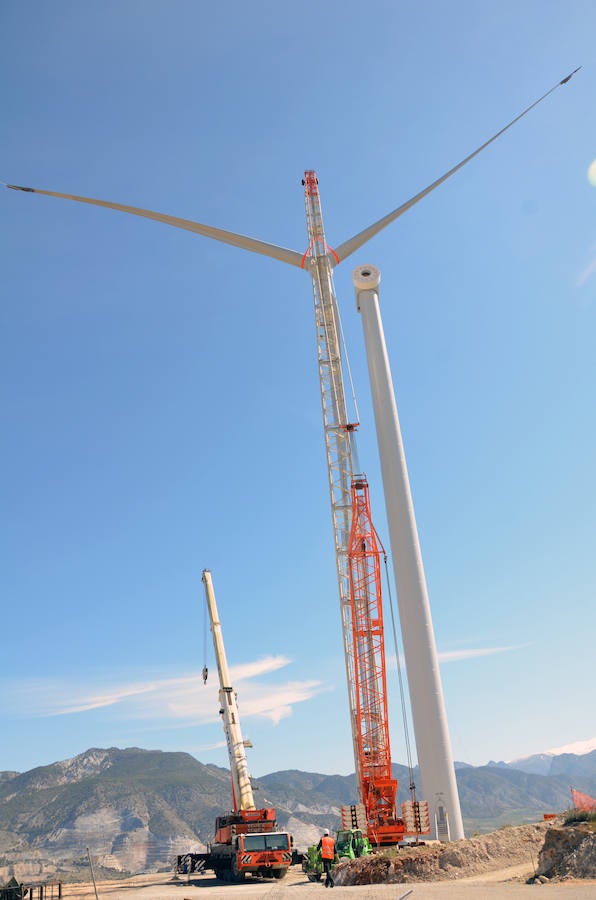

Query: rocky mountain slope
[1,746,595,881]
[502,749,596,779]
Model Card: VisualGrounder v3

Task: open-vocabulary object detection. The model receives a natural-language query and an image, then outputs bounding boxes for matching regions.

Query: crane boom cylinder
[202,569,256,812]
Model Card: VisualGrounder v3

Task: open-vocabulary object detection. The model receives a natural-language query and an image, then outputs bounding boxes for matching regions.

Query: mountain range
[1,745,595,881]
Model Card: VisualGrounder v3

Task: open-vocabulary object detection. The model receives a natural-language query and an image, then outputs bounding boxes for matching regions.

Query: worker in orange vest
[317,828,336,888]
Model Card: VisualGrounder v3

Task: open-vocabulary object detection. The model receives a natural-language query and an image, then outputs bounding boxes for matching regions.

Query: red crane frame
[348,475,405,845]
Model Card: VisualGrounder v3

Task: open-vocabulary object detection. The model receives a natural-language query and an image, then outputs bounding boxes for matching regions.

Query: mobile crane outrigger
[176,570,292,882]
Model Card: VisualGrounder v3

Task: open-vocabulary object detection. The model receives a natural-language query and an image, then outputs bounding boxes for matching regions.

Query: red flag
[571,787,596,811]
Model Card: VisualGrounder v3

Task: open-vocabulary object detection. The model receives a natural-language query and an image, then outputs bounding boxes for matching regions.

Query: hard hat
[324,829,329,835]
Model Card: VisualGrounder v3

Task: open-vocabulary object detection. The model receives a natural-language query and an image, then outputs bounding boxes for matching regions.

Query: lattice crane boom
[347,475,403,844]
[301,171,361,777]
[301,172,404,841]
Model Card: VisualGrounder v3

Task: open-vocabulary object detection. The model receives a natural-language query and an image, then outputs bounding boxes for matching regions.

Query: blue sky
[1,2,595,780]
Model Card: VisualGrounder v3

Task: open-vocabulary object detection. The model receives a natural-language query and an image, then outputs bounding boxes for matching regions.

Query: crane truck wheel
[271,869,286,879]
[230,857,245,883]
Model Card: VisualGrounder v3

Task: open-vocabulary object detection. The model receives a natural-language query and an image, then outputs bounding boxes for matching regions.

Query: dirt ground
[56,822,596,900]
[61,866,596,899]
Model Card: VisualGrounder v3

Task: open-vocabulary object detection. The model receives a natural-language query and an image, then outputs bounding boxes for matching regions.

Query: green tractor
[301,843,324,882]
[336,828,372,860]
[302,828,371,881]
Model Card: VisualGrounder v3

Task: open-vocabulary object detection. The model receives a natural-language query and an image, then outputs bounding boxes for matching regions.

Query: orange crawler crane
[347,475,404,846]
[301,171,428,846]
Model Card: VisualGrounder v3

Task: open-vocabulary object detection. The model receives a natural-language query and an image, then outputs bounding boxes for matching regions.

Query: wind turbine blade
[6,184,305,268]
[333,68,581,265]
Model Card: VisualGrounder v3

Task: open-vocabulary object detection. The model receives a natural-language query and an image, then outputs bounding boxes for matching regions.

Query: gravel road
[65,867,596,900]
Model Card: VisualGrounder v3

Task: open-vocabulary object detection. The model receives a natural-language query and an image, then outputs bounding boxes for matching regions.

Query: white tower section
[202,568,256,812]
[352,265,464,841]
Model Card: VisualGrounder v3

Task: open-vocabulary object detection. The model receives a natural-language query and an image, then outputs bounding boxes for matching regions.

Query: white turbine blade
[333,67,581,265]
[6,184,304,268]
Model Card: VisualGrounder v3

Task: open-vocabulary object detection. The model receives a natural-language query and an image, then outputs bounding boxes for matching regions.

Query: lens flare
[588,160,596,187]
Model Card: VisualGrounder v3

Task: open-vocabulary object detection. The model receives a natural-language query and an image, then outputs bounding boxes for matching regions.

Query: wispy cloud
[192,740,227,753]
[438,643,528,663]
[3,656,324,727]
[3,645,523,731]
[387,643,526,669]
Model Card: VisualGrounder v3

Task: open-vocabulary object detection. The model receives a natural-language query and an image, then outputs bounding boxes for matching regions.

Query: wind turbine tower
[353,264,462,838]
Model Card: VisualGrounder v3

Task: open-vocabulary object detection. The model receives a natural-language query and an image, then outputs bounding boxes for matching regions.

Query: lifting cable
[202,593,209,685]
[336,299,360,429]
[383,554,418,804]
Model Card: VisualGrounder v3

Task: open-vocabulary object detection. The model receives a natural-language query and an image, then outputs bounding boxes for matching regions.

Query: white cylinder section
[202,569,256,812]
[352,266,464,841]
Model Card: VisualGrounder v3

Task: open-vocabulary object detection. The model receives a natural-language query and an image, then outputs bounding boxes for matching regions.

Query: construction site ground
[61,868,596,900]
[61,821,596,900]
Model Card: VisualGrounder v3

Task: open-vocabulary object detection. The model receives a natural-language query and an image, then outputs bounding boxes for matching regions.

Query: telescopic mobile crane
[176,570,293,882]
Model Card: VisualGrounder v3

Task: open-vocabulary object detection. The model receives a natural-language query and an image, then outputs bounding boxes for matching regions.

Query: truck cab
[210,829,292,881]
